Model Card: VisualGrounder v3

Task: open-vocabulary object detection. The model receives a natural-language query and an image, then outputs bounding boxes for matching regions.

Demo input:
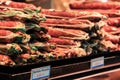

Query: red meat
[0,54,15,65]
[48,38,76,45]
[69,1,120,9]
[102,26,120,34]
[107,18,120,27]
[0,21,24,27]
[40,19,94,30]
[45,27,89,40]
[0,1,36,9]
[42,9,106,21]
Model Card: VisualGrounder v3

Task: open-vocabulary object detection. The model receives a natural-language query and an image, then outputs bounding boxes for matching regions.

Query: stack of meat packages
[0,1,120,66]
[41,1,120,57]
[69,1,120,52]
[40,6,106,57]
[0,1,56,66]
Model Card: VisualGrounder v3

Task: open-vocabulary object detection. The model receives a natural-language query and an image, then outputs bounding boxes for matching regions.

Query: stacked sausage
[69,1,120,52]
[0,1,56,66]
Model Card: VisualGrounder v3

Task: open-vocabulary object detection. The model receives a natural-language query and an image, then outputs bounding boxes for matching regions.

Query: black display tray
[0,51,120,74]
[0,51,120,80]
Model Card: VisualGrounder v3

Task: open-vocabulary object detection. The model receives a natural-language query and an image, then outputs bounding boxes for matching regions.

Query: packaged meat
[0,30,30,43]
[0,54,15,65]
[69,1,120,9]
[0,43,22,56]
[0,21,25,32]
[107,18,120,26]
[0,7,45,23]
[48,37,80,48]
[45,27,89,40]
[31,42,56,52]
[40,19,95,30]
[99,40,118,52]
[0,1,37,10]
[42,9,106,22]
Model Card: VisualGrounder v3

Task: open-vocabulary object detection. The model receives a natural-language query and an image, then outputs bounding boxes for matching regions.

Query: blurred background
[12,0,120,10]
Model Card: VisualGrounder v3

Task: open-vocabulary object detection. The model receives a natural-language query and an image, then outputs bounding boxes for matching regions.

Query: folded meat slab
[0,54,15,65]
[0,6,45,23]
[75,9,120,18]
[107,18,120,27]
[41,47,87,61]
[0,30,30,43]
[40,19,94,30]
[0,43,22,56]
[19,42,56,63]
[104,35,120,43]
[42,9,78,18]
[69,1,120,9]
[99,26,120,43]
[99,40,119,52]
[42,9,106,22]
[48,37,80,48]
[0,1,37,10]
[31,42,56,52]
[45,27,89,40]
[101,26,120,35]
[97,10,120,18]
[0,21,25,32]
[51,47,87,59]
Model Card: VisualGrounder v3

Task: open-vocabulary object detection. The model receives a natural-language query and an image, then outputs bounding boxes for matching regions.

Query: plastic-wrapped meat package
[69,1,120,9]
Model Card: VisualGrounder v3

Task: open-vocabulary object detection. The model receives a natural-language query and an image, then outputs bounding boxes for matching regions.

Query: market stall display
[0,0,55,66]
[0,1,120,80]
[69,1,120,52]
[0,0,119,75]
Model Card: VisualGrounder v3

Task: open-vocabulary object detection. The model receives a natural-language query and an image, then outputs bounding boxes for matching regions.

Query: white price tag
[31,65,51,80]
[91,56,104,69]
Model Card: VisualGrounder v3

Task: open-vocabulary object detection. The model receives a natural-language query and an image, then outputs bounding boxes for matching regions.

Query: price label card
[91,56,104,69]
[31,65,51,80]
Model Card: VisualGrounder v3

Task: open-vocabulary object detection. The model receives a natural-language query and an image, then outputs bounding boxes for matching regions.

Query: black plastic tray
[0,51,119,80]
[0,51,119,74]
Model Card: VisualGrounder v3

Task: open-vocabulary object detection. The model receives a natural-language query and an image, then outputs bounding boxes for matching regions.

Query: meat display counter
[0,1,120,80]
[0,51,120,80]
[50,51,120,80]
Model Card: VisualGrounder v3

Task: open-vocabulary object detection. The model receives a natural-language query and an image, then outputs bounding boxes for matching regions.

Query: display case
[0,1,120,80]
[0,51,120,80]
